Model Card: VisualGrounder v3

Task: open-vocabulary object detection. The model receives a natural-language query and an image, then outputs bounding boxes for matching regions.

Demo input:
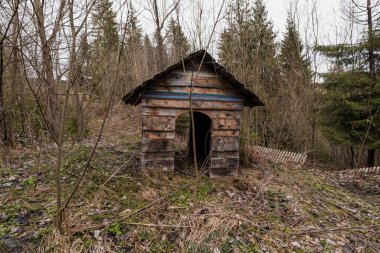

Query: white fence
[252,145,307,167]
[339,166,380,176]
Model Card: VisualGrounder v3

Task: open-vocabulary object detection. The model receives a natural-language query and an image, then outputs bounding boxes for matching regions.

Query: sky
[132,0,344,48]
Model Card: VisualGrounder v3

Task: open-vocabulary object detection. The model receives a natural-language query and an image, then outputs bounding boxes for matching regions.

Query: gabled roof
[122,50,264,107]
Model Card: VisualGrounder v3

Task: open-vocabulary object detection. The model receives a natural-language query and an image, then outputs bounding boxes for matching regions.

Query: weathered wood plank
[209,168,238,178]
[211,157,239,169]
[211,151,239,159]
[212,137,239,152]
[142,99,243,111]
[143,91,243,102]
[142,108,177,117]
[142,139,174,152]
[212,130,240,137]
[149,85,238,95]
[213,118,240,130]
[142,115,175,131]
[142,159,174,171]
[142,131,175,140]
[142,152,173,161]
[211,111,241,119]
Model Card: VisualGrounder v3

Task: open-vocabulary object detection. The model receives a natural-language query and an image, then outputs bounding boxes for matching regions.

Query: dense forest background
[1,0,379,167]
[0,0,380,250]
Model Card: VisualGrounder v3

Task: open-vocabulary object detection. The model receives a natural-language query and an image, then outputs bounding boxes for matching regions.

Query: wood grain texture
[142,139,174,152]
[143,131,175,140]
[211,157,239,169]
[212,136,239,152]
[142,115,175,131]
[209,168,238,178]
[213,118,240,130]
[142,159,174,171]
[142,99,243,111]
[142,152,173,161]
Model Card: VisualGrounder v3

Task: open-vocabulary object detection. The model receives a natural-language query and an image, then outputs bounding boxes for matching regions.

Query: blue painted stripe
[143,91,243,102]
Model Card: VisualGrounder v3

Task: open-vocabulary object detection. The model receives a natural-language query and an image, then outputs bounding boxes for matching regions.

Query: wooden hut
[123,50,263,177]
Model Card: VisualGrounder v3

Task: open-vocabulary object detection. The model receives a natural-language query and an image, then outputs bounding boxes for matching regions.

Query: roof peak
[122,50,264,107]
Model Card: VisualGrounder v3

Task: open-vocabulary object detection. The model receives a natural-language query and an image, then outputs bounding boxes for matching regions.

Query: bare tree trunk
[0,39,9,145]
[33,0,62,140]
[366,0,376,167]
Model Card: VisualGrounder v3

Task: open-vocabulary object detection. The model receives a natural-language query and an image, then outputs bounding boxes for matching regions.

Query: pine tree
[218,0,280,147]
[317,1,380,167]
[142,35,156,77]
[167,18,190,63]
[277,14,313,150]
[92,0,119,53]
[279,15,311,80]
[122,3,143,91]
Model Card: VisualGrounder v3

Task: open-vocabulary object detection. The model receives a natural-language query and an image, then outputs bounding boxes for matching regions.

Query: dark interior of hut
[174,112,211,174]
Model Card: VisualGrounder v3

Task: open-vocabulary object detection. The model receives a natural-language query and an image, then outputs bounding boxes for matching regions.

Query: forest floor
[0,105,379,253]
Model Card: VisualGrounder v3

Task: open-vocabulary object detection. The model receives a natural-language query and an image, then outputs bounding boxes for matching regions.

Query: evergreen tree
[122,3,143,90]
[219,0,282,148]
[277,14,313,150]
[142,35,156,77]
[167,18,190,63]
[92,0,119,53]
[279,15,311,80]
[124,3,142,50]
[317,4,380,167]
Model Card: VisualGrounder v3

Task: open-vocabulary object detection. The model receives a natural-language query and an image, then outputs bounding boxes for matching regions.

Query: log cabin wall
[141,61,243,177]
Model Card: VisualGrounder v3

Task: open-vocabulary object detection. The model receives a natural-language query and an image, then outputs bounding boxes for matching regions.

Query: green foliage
[316,16,380,154]
[167,18,190,62]
[280,14,311,79]
[107,222,124,236]
[92,0,119,53]
[317,72,380,149]
[195,181,213,201]
[175,112,190,135]
[138,229,156,241]
[170,189,191,207]
[22,176,36,187]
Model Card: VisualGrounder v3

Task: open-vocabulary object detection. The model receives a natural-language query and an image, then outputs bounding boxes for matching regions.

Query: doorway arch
[174,111,212,172]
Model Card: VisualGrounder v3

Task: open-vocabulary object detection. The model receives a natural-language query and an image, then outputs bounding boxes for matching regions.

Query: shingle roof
[122,50,264,107]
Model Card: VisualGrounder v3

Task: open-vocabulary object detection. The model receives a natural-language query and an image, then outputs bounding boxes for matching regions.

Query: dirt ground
[0,105,379,252]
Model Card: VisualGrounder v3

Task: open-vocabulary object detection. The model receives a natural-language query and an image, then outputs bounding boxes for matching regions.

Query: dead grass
[1,106,379,252]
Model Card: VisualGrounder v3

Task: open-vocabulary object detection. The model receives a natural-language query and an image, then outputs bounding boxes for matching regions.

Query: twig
[101,152,136,187]
[293,225,380,235]
[69,197,164,234]
[121,222,192,228]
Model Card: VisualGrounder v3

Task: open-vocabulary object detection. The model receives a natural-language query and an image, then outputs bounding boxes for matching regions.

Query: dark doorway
[174,111,212,174]
[189,112,211,161]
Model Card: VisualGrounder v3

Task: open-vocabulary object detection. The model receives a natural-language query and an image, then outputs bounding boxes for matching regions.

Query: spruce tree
[277,14,313,150]
[218,0,280,147]
[167,18,190,63]
[317,2,380,167]
[92,0,119,53]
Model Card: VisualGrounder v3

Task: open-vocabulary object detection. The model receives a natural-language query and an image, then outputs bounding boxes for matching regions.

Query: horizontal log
[143,131,175,140]
[142,91,243,103]
[142,115,175,131]
[142,139,174,152]
[212,137,239,152]
[212,130,240,137]
[213,118,240,130]
[142,108,178,117]
[149,85,238,95]
[142,99,243,111]
[211,151,240,159]
[211,111,241,119]
[142,159,174,171]
[142,152,173,161]
[211,157,239,169]
[209,168,238,178]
